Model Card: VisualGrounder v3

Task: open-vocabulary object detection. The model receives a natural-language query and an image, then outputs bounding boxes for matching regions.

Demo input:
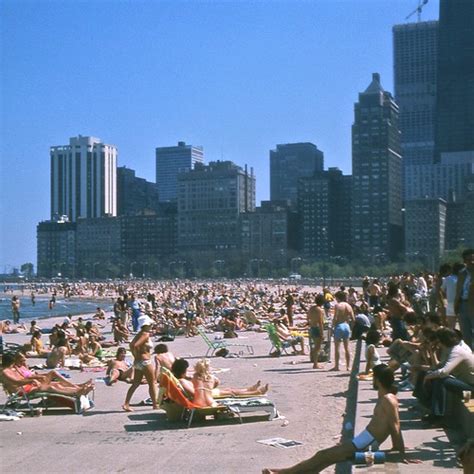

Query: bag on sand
[215,348,230,357]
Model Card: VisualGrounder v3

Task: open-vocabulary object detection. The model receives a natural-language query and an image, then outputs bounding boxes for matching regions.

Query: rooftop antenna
[406,0,429,22]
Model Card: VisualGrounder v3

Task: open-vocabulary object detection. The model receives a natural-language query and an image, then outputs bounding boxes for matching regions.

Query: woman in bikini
[192,359,269,408]
[122,316,157,411]
[2,353,93,397]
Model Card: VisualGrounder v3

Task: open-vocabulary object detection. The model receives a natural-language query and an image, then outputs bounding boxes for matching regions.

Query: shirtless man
[154,343,176,381]
[106,347,134,385]
[307,294,325,369]
[332,291,355,371]
[368,279,382,308]
[262,365,406,473]
[93,307,106,320]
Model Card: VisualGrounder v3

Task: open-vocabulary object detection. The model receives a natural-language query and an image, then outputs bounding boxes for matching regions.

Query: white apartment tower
[50,135,117,221]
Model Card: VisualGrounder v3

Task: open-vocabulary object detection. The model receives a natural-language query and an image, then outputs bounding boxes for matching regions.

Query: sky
[0,0,440,271]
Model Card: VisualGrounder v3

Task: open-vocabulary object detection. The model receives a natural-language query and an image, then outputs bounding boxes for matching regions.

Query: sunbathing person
[2,353,93,397]
[106,347,134,385]
[113,317,130,344]
[13,352,86,390]
[273,320,305,355]
[26,330,51,357]
[263,365,406,473]
[154,343,176,381]
[192,358,268,407]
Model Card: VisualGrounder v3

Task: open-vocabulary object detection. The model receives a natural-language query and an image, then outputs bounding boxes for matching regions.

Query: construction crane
[405,0,429,22]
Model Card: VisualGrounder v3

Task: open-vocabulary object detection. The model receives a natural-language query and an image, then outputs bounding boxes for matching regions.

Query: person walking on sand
[122,315,157,411]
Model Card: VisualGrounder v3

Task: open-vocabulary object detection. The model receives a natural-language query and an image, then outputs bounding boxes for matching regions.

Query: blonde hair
[194,358,212,382]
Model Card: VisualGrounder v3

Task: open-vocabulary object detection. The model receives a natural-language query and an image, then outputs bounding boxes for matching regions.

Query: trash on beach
[257,438,303,449]
[0,414,20,422]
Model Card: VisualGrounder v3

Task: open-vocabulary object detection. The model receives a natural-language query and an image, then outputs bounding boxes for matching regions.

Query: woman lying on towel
[2,352,94,397]
[174,358,269,407]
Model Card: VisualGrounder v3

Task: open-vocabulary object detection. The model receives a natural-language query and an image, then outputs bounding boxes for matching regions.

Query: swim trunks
[309,326,322,339]
[334,322,351,341]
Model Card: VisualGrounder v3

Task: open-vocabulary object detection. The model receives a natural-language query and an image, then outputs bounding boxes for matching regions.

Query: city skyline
[0,0,441,269]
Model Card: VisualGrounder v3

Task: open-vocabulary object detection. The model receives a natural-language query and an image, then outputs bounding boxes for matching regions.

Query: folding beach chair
[157,368,278,427]
[1,373,95,415]
[157,368,230,427]
[196,326,254,357]
[264,323,292,356]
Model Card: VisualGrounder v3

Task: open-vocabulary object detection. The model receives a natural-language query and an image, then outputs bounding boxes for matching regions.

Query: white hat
[137,315,154,330]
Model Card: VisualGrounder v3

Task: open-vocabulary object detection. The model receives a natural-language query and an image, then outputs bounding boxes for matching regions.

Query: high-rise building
[117,166,160,216]
[446,176,474,250]
[404,154,474,201]
[240,201,291,267]
[75,216,121,278]
[50,135,117,222]
[404,198,447,268]
[298,168,352,260]
[393,21,438,201]
[121,204,178,275]
[435,0,474,158]
[37,217,76,278]
[351,73,403,262]
[177,161,255,255]
[156,141,204,202]
[393,21,438,170]
[270,143,324,207]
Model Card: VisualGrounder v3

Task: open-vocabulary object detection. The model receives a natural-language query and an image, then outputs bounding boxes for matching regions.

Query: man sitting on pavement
[262,365,412,473]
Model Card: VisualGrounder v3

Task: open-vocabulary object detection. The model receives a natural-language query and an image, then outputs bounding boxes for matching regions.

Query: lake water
[0,295,113,321]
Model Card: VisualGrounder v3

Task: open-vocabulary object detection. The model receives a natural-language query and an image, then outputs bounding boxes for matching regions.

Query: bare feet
[122,404,133,412]
[258,383,269,395]
[313,363,321,369]
[250,380,261,391]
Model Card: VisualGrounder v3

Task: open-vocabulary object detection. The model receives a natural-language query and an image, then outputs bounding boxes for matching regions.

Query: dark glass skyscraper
[393,21,438,171]
[270,142,324,207]
[351,73,403,262]
[435,0,474,157]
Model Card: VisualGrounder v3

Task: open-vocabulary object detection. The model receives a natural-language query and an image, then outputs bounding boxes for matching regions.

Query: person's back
[334,301,353,325]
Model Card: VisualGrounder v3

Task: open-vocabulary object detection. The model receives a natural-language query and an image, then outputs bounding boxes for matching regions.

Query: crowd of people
[1,248,473,472]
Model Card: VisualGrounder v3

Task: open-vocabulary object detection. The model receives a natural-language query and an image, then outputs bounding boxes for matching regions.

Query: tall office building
[298,168,352,260]
[240,201,290,266]
[270,143,324,207]
[50,135,117,222]
[156,141,204,202]
[405,154,474,201]
[393,21,438,200]
[117,166,160,216]
[435,0,474,158]
[404,198,447,268]
[351,73,403,262]
[177,161,255,254]
[37,218,76,278]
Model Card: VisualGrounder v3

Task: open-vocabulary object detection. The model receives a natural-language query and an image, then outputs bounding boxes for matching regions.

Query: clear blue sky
[0,0,439,271]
